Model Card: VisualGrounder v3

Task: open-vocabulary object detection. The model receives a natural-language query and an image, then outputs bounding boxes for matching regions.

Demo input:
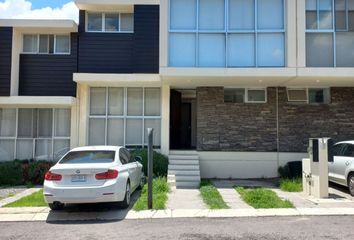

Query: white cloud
[0,0,79,22]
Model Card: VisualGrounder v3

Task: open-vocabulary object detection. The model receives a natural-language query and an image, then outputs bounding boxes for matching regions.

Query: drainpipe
[276,87,280,175]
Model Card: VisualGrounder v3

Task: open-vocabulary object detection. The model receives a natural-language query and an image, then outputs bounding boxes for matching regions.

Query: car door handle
[346,161,350,166]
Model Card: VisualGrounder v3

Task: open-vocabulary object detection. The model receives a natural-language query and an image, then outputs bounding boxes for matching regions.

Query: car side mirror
[135,156,143,162]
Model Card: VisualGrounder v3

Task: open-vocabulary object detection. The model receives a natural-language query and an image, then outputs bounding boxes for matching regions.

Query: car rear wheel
[49,202,65,211]
[120,182,131,208]
[348,174,354,196]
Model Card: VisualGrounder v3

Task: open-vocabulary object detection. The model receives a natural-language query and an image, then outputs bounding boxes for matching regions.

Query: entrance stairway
[167,151,201,189]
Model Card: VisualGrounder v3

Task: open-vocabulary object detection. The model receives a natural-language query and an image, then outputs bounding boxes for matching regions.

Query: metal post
[147,128,154,209]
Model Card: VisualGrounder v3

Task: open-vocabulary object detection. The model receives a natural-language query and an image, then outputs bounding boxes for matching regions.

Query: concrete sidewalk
[2,207,354,222]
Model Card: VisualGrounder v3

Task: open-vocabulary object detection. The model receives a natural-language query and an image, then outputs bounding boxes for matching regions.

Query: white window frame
[0,108,71,161]
[22,34,71,55]
[86,12,134,33]
[224,87,267,103]
[287,87,331,104]
[88,87,161,148]
[168,0,286,67]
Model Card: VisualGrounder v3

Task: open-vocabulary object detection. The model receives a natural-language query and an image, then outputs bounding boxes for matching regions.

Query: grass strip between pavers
[279,178,303,192]
[4,189,47,208]
[200,180,229,209]
[133,177,170,211]
[236,187,294,209]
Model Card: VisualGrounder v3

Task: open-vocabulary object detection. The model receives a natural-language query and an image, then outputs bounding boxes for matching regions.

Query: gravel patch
[0,187,28,199]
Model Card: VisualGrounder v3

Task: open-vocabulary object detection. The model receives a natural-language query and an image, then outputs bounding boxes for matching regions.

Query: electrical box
[303,138,332,198]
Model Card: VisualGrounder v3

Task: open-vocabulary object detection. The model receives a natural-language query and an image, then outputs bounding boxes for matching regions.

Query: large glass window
[0,108,71,161]
[23,34,70,54]
[87,12,134,32]
[89,87,161,148]
[169,0,285,67]
[306,0,354,67]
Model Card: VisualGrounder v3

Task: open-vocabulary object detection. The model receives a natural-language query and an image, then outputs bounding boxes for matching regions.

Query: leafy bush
[280,178,303,192]
[0,161,23,186]
[278,164,291,179]
[278,161,302,179]
[130,149,168,177]
[0,160,55,186]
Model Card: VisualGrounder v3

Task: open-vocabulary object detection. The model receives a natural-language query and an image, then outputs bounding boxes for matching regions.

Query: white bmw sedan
[43,146,144,210]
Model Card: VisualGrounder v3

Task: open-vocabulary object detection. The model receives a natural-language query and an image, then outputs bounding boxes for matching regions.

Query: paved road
[0,216,353,240]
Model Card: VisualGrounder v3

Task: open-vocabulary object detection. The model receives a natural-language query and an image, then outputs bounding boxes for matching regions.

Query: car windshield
[59,151,115,164]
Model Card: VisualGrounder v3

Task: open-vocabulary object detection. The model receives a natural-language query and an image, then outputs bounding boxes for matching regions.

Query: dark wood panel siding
[133,5,159,73]
[78,6,159,74]
[0,27,13,96]
[19,33,77,97]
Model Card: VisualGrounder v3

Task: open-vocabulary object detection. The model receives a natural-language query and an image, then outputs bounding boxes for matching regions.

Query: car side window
[343,144,354,157]
[119,148,130,165]
[333,144,344,156]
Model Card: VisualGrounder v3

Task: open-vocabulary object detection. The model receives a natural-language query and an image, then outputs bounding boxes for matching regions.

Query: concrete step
[175,181,200,189]
[168,155,199,160]
[168,170,200,176]
[168,165,200,171]
[169,150,198,155]
[169,160,199,165]
[175,175,201,182]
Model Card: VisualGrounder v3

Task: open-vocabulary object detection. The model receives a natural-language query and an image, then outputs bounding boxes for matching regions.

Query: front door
[180,103,192,149]
[170,90,182,149]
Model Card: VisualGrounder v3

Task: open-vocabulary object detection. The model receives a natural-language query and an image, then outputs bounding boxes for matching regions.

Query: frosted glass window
[198,34,225,67]
[199,0,225,30]
[0,140,15,161]
[144,119,161,146]
[107,119,124,146]
[16,140,33,160]
[108,88,124,115]
[105,13,119,31]
[306,33,334,67]
[35,139,52,160]
[257,33,284,67]
[55,109,70,137]
[23,35,38,53]
[319,0,333,29]
[38,109,53,137]
[307,11,318,29]
[87,13,102,31]
[258,0,284,29]
[306,0,317,10]
[90,88,106,115]
[229,0,255,30]
[145,88,161,116]
[228,34,255,67]
[39,35,49,53]
[126,119,142,145]
[55,35,70,54]
[89,119,105,145]
[247,89,266,102]
[0,109,16,137]
[120,13,134,32]
[18,109,33,138]
[127,88,143,116]
[224,88,245,103]
[169,33,196,67]
[336,32,354,67]
[335,0,346,30]
[54,140,70,161]
[349,1,354,31]
[309,88,330,103]
[170,0,197,29]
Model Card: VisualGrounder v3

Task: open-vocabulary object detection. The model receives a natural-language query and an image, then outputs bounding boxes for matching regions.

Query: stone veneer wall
[196,87,354,152]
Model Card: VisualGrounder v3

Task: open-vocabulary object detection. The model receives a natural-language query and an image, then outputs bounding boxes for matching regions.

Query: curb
[1,207,354,222]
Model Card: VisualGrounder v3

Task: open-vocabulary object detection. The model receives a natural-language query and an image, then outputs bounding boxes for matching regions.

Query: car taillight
[95,169,119,180]
[45,171,62,181]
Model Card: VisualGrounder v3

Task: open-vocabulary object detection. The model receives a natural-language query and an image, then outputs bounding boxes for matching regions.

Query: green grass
[4,189,47,208]
[279,178,303,192]
[199,180,229,209]
[236,187,294,209]
[133,177,170,211]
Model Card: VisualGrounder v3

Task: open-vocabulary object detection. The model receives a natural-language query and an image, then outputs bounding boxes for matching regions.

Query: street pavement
[0,216,353,240]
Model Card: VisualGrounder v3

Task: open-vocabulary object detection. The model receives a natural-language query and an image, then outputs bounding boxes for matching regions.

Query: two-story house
[1,0,354,188]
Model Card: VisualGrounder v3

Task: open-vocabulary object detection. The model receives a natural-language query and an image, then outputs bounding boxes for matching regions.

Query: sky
[0,0,79,22]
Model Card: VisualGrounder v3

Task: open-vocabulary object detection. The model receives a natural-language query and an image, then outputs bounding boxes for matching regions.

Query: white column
[160,83,170,155]
[297,0,306,68]
[77,83,90,147]
[160,0,168,68]
[10,29,21,96]
[286,0,297,68]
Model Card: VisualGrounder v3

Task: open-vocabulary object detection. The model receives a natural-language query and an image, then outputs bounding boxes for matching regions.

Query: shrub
[130,149,168,177]
[0,161,23,186]
[278,161,302,179]
[26,161,55,185]
[278,164,291,179]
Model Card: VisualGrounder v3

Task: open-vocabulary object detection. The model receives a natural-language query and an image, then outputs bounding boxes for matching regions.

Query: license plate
[71,175,86,182]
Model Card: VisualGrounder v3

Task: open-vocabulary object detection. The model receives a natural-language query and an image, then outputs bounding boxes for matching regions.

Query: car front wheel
[49,202,64,211]
[120,182,131,208]
[348,174,354,196]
